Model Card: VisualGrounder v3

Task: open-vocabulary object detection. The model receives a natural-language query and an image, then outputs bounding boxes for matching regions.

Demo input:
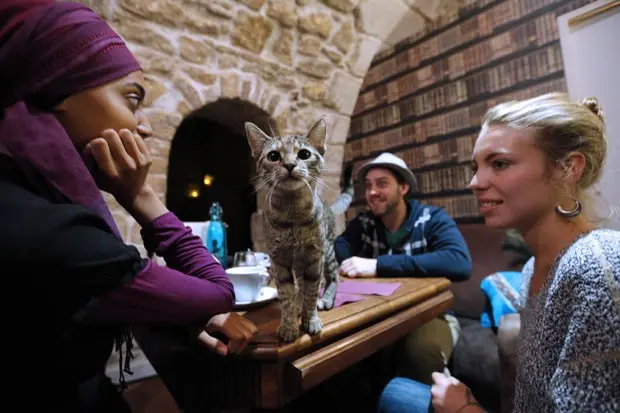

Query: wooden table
[136,277,453,412]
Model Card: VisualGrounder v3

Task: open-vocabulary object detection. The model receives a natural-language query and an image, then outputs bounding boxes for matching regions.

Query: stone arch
[166,98,275,255]
[83,0,459,382]
[88,0,454,249]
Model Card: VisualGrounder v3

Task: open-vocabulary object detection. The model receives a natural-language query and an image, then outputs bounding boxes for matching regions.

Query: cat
[245,118,353,342]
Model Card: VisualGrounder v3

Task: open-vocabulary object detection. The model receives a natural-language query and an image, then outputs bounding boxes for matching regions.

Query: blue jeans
[377,377,433,413]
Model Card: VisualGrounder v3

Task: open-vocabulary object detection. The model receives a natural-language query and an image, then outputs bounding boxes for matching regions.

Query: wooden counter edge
[282,289,454,402]
[250,278,452,360]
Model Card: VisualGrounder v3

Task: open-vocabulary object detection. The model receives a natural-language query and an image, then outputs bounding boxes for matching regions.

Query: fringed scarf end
[114,327,135,392]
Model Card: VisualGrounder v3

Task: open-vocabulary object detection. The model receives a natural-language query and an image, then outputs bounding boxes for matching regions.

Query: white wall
[558,0,620,229]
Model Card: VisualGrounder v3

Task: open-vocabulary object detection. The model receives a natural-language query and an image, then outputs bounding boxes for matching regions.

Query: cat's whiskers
[301,177,314,198]
[251,177,270,195]
[266,181,277,212]
[307,175,339,196]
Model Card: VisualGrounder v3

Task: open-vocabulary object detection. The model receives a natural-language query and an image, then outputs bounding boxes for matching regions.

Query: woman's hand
[431,372,484,413]
[85,128,152,210]
[196,313,258,356]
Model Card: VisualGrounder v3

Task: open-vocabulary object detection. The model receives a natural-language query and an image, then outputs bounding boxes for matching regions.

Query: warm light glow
[188,188,200,198]
[203,174,214,186]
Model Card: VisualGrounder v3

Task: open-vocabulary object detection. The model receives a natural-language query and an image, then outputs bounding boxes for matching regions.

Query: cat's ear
[245,122,271,159]
[304,118,327,155]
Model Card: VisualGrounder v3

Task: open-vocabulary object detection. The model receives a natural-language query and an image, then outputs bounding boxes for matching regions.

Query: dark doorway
[166,99,272,257]
[166,116,256,255]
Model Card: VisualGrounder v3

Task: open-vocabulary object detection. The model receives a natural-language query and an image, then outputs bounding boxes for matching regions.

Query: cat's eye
[267,151,281,162]
[298,149,311,160]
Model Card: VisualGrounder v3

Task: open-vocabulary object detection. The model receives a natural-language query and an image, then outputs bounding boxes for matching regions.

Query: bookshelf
[343,0,596,223]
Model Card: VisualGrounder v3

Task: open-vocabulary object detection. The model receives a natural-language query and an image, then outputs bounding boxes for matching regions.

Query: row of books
[346,134,477,174]
[345,194,482,222]
[344,77,567,164]
[343,0,594,222]
[363,0,592,92]
[352,41,564,138]
[353,9,564,117]
[351,164,474,201]
[416,165,475,195]
[427,194,483,220]
[380,0,494,52]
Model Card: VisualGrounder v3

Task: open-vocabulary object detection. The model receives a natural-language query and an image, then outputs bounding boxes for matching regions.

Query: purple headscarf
[0,0,142,238]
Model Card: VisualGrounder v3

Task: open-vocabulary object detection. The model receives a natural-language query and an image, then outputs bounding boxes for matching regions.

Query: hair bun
[582,97,604,122]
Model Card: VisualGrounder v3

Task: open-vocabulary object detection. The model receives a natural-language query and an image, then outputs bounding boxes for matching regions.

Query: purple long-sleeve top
[85,212,235,325]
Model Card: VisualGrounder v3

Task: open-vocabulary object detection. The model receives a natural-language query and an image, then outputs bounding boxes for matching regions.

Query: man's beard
[371,195,399,217]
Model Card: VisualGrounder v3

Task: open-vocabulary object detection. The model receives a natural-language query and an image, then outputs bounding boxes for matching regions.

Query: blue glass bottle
[206,202,228,268]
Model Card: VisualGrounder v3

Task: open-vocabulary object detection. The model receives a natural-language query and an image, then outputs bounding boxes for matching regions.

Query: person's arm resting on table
[377,209,471,281]
[334,217,379,277]
[337,209,471,280]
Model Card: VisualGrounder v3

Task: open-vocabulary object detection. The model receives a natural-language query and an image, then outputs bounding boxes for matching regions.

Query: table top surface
[241,277,452,360]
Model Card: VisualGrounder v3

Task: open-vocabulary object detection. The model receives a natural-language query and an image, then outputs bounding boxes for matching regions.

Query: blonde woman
[378,93,620,413]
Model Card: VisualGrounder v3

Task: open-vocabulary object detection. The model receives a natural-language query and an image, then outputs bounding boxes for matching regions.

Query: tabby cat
[245,118,353,342]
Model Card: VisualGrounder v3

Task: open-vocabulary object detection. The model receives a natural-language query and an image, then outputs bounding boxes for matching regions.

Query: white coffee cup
[225,266,269,303]
[253,252,270,267]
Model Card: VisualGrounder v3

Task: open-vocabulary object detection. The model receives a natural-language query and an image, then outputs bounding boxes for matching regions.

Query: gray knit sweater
[513,229,620,412]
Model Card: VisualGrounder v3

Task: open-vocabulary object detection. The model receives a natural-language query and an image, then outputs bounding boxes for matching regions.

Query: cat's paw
[317,296,335,311]
[301,316,323,335]
[277,323,300,343]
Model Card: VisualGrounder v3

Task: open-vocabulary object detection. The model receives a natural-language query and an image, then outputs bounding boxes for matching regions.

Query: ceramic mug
[253,252,271,267]
[225,266,269,303]
[233,250,258,267]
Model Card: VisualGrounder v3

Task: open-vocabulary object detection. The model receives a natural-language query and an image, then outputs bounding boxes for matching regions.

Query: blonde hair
[482,92,606,192]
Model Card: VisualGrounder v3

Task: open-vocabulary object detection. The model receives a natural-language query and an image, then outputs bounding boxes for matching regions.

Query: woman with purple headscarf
[0,1,256,411]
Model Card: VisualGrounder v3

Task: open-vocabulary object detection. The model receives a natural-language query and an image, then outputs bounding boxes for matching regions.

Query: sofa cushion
[451,225,522,319]
[480,271,523,328]
[451,317,500,392]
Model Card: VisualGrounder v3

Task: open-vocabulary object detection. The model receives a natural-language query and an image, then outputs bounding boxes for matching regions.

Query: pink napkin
[333,292,366,307]
[338,280,401,296]
[331,280,402,308]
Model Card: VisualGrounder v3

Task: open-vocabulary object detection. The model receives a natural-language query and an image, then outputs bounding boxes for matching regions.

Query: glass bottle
[206,201,228,268]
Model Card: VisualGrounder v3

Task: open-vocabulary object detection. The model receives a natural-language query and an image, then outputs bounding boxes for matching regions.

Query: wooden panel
[137,277,453,410]
[288,290,454,394]
[260,363,282,408]
[243,277,451,360]
[452,224,524,318]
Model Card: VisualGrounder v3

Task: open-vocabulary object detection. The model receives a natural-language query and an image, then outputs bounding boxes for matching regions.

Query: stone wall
[69,0,457,384]
[74,0,444,252]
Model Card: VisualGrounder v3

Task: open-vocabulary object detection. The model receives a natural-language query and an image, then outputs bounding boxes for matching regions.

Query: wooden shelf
[348,70,564,142]
[353,40,561,121]
[343,0,595,224]
[362,0,573,94]
[347,126,481,165]
[346,155,472,175]
[351,188,475,207]
[370,0,502,68]
[454,216,485,224]
[413,188,475,199]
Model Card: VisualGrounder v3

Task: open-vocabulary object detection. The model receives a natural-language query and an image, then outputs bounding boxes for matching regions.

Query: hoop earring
[555,199,582,218]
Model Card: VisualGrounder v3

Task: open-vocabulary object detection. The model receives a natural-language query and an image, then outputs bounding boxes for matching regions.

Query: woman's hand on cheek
[85,128,152,210]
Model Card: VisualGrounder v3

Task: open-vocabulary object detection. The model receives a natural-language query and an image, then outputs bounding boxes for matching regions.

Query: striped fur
[246,118,353,342]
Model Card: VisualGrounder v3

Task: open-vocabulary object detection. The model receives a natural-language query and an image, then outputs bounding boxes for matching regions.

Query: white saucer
[233,286,278,310]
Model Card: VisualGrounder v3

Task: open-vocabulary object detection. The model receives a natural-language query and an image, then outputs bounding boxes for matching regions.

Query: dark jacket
[335,199,472,281]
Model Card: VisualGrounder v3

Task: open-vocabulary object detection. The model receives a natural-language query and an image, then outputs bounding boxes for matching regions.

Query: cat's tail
[330,164,354,215]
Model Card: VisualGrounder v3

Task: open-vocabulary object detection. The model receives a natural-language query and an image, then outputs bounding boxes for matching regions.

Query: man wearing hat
[335,152,472,385]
